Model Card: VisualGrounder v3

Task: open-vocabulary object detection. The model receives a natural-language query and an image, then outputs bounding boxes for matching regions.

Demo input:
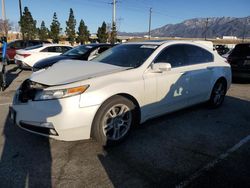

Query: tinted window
[154,45,186,67]
[93,44,158,68]
[63,45,92,56]
[27,41,41,47]
[62,46,72,52]
[54,46,70,53]
[183,44,213,65]
[98,46,111,54]
[9,41,24,48]
[42,47,57,52]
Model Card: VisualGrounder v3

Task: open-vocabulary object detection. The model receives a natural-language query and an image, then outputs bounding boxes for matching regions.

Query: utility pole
[110,0,117,44]
[148,7,152,40]
[112,0,116,27]
[1,0,6,20]
[242,18,247,42]
[204,18,209,40]
[1,0,8,37]
[19,0,22,20]
[18,0,24,39]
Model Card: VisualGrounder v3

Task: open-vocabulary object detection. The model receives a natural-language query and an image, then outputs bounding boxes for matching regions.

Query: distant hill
[119,16,250,38]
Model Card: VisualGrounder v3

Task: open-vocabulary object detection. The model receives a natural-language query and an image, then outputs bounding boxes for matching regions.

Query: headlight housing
[34,85,89,101]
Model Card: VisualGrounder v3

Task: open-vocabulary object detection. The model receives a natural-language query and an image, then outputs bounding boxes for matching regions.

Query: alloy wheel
[102,104,132,141]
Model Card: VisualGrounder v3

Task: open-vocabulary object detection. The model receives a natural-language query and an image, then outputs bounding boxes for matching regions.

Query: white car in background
[10,41,231,146]
[14,44,72,69]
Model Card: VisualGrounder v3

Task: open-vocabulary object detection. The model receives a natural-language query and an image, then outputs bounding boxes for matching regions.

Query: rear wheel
[208,79,227,108]
[91,96,136,146]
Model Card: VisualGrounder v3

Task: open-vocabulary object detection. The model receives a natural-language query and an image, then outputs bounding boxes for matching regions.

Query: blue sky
[3,0,250,33]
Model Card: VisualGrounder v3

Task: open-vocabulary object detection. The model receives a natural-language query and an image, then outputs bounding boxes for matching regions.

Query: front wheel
[91,96,137,146]
[208,79,227,108]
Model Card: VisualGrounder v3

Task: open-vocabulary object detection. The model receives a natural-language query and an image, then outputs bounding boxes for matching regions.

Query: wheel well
[216,77,227,88]
[117,93,141,123]
[98,93,141,124]
[90,93,141,137]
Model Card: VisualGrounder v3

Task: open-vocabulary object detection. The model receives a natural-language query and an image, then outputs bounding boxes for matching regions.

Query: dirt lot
[0,64,250,188]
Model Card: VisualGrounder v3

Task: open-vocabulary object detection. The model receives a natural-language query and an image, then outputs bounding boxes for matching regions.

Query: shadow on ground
[0,114,52,187]
[5,66,23,90]
[0,95,250,187]
[98,96,250,187]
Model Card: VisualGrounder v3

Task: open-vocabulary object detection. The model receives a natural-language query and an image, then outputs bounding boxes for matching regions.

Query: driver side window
[154,45,186,68]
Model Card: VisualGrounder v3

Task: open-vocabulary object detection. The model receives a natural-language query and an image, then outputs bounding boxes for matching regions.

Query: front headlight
[34,85,89,101]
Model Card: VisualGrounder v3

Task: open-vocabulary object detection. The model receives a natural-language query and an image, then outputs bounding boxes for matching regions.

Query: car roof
[126,40,170,45]
[126,40,214,49]
[82,43,114,47]
[42,43,72,47]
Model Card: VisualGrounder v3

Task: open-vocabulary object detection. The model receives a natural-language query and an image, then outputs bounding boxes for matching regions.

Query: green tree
[19,7,37,40]
[38,21,49,41]
[50,12,61,43]
[76,19,90,44]
[97,22,108,43]
[65,8,76,45]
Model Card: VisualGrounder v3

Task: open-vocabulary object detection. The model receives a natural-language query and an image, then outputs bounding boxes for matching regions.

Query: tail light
[19,54,31,58]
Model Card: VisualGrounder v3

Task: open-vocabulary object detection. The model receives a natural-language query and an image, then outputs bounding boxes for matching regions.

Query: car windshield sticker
[86,46,93,48]
[140,45,158,49]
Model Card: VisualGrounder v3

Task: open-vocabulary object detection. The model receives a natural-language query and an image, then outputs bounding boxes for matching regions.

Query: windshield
[92,44,158,68]
[63,45,93,56]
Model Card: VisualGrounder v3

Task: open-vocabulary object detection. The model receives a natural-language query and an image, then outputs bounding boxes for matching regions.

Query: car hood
[33,55,72,69]
[30,60,129,86]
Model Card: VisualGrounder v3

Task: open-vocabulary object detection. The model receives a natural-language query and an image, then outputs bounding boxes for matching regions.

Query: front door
[143,44,192,118]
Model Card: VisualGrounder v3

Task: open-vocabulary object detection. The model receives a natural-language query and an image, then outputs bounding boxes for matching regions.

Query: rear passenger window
[154,45,186,67]
[13,41,24,48]
[41,47,56,52]
[55,46,71,53]
[27,41,40,47]
[183,44,213,65]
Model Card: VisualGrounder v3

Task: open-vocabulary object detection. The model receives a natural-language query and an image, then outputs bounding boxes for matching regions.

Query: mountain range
[119,16,250,38]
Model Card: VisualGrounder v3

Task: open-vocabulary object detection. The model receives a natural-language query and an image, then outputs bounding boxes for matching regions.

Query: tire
[208,79,227,108]
[91,95,137,146]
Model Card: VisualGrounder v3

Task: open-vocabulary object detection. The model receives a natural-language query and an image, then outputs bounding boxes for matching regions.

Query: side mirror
[151,62,171,73]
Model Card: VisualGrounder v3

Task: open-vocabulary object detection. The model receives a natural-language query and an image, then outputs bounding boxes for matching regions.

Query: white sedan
[14,44,72,69]
[10,41,231,146]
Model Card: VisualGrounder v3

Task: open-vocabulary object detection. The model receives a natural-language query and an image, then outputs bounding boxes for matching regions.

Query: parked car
[10,41,231,146]
[32,43,114,71]
[0,40,51,63]
[214,45,230,56]
[14,44,72,69]
[227,43,250,79]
